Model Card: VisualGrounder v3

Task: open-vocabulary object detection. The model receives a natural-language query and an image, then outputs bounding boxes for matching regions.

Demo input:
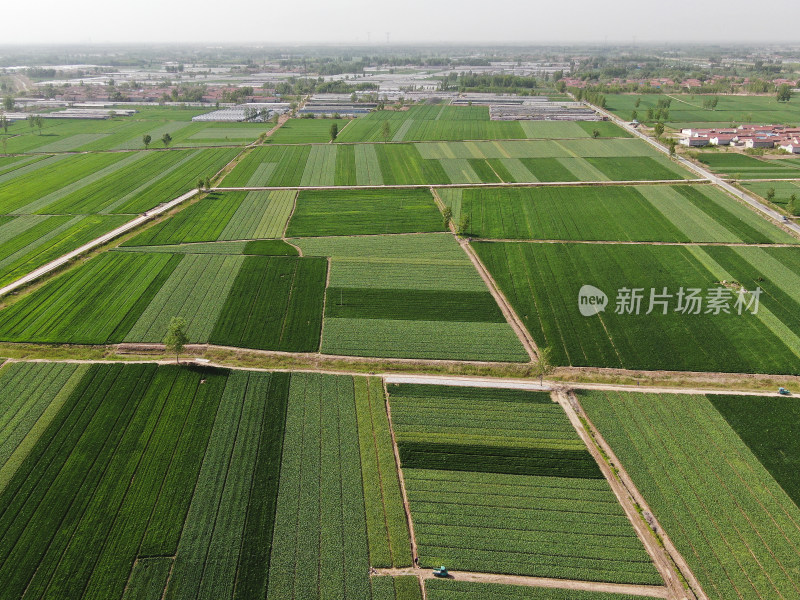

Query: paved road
[0,189,199,298]
[591,103,800,237]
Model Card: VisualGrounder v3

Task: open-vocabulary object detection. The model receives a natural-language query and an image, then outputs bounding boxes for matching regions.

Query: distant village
[679,125,800,153]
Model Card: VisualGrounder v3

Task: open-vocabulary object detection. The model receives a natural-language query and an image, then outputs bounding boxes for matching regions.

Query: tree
[2,96,13,111]
[458,214,471,236]
[442,206,452,230]
[0,115,7,134]
[532,346,555,386]
[766,187,776,202]
[197,178,204,191]
[161,132,172,148]
[653,122,665,138]
[204,176,211,189]
[35,116,43,135]
[668,138,676,157]
[631,110,638,122]
[777,83,792,102]
[329,122,338,141]
[592,129,600,138]
[381,121,391,143]
[142,134,151,149]
[789,194,798,216]
[163,317,188,364]
[634,97,641,108]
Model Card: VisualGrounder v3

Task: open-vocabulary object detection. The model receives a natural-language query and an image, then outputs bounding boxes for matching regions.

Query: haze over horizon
[2,0,798,47]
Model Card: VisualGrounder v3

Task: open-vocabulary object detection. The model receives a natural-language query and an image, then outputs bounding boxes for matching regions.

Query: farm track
[429,186,537,361]
[4,354,795,397]
[563,390,707,600]
[371,567,671,598]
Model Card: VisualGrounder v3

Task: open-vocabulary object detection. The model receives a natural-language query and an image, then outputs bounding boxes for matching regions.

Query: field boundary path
[565,390,708,600]
[555,389,700,600]
[214,178,701,192]
[429,186,538,361]
[587,101,800,238]
[372,567,671,598]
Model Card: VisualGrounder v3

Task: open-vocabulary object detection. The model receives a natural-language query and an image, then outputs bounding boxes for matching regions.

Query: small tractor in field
[779,387,791,396]
[432,566,449,578]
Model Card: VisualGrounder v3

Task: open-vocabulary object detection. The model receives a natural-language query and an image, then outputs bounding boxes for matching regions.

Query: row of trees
[142,133,172,149]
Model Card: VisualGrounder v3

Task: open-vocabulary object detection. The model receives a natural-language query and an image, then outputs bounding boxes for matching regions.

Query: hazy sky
[3,0,799,45]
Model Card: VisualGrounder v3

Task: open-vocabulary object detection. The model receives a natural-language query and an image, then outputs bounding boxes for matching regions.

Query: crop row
[398,441,602,478]
[124,253,245,343]
[354,376,412,568]
[267,373,373,599]
[218,190,296,240]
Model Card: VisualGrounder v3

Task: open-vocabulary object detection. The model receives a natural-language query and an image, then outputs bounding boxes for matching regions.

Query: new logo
[578,285,608,317]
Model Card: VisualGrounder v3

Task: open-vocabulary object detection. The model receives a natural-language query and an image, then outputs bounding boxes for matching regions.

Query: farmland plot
[267,373,371,599]
[580,390,800,600]
[286,188,444,236]
[0,252,181,344]
[124,192,247,246]
[605,93,800,127]
[294,234,528,362]
[442,184,795,243]
[218,190,296,239]
[123,253,245,343]
[0,214,130,287]
[268,118,337,144]
[0,362,86,488]
[0,363,299,600]
[474,242,800,373]
[388,384,660,585]
[710,394,800,508]
[224,138,688,186]
[209,256,327,352]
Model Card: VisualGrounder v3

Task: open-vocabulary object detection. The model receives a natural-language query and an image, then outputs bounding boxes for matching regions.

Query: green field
[605,93,800,128]
[440,184,794,243]
[388,384,660,584]
[0,107,265,154]
[124,189,295,245]
[269,118,341,143]
[295,233,529,362]
[286,188,444,236]
[0,363,414,600]
[580,390,800,600]
[0,146,237,288]
[223,138,692,186]
[743,180,800,211]
[474,242,800,373]
[335,105,630,143]
[0,252,328,352]
[695,152,800,180]
[709,395,800,508]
